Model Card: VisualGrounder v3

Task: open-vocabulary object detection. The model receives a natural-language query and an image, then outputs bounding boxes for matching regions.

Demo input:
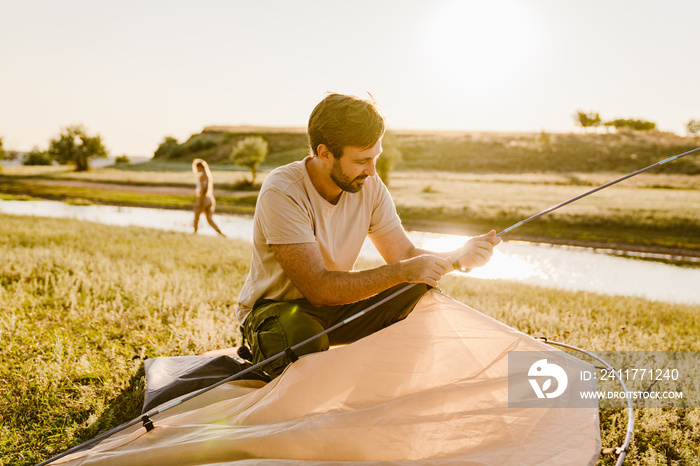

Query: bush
[23,148,54,166]
[153,136,183,159]
[115,155,130,164]
[154,135,220,160]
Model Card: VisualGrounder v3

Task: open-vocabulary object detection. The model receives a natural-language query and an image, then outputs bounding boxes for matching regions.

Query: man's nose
[365,160,377,177]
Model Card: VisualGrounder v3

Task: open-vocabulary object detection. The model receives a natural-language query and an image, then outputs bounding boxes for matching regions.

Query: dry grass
[392,171,700,190]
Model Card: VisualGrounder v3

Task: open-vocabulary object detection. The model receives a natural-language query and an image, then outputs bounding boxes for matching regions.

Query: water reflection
[407,233,699,305]
[0,199,253,242]
[1,199,699,306]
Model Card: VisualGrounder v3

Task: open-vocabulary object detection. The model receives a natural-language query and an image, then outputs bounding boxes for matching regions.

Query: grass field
[1,214,698,465]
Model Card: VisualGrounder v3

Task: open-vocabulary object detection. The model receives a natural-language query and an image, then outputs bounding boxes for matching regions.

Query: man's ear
[317,144,333,162]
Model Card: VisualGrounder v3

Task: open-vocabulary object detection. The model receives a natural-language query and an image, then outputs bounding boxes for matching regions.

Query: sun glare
[422,0,542,96]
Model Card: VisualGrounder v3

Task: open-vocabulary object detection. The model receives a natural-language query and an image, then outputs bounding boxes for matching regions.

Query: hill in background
[154,126,700,175]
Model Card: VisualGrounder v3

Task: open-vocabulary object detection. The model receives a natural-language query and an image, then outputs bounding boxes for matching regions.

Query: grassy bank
[1,214,699,465]
[1,165,699,255]
[0,164,254,187]
[0,174,259,214]
[390,171,700,254]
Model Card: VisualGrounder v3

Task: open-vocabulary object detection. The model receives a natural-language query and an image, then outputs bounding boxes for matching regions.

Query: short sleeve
[257,189,317,244]
[368,179,401,238]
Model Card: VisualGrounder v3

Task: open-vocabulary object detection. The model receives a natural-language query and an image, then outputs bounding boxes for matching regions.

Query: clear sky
[2,0,698,156]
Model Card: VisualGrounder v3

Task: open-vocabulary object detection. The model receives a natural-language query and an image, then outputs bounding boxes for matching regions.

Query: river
[1,199,698,306]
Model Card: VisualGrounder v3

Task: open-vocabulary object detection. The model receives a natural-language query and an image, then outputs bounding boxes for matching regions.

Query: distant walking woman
[192,158,226,237]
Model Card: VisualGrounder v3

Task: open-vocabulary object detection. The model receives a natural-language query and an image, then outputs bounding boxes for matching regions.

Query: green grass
[0,214,249,464]
[1,214,699,465]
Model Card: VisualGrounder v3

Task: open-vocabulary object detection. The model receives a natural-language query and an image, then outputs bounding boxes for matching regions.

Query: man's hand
[451,230,501,271]
[400,254,453,288]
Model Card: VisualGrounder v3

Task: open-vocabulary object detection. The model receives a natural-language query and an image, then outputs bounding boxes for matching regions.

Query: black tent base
[142,352,270,413]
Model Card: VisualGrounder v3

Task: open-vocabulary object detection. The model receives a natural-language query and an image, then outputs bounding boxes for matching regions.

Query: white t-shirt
[235,156,402,323]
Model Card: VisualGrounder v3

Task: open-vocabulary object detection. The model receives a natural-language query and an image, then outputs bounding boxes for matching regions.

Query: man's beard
[330,158,368,193]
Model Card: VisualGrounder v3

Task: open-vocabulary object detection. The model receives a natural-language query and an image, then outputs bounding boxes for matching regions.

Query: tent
[51,290,601,465]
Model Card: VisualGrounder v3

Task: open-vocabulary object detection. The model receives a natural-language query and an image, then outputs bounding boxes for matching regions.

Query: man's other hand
[401,254,453,287]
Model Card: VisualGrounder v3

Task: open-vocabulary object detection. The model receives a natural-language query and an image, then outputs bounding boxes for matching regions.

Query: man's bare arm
[370,226,438,263]
[271,242,451,307]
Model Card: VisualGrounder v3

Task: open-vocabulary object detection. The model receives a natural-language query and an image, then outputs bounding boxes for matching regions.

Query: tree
[686,119,700,137]
[0,136,6,161]
[573,111,601,132]
[230,136,268,184]
[376,132,402,186]
[603,118,656,132]
[48,125,107,171]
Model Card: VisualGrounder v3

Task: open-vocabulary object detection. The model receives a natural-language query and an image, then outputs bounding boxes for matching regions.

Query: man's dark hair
[307,93,385,159]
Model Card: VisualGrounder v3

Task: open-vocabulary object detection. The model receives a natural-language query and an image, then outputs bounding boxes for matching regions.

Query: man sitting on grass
[236,93,500,379]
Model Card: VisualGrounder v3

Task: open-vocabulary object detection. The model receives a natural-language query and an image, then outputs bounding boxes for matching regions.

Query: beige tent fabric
[54,291,600,465]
